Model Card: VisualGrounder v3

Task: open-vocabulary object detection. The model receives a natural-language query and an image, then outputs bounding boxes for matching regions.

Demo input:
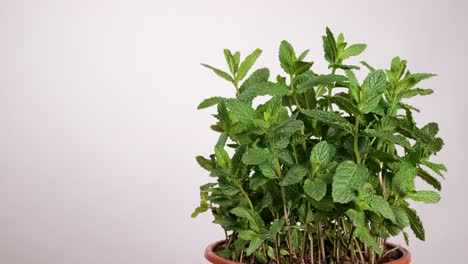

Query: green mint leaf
[323,27,338,64]
[303,178,327,201]
[363,70,387,94]
[239,230,257,241]
[329,63,360,70]
[363,129,411,149]
[195,156,214,171]
[223,49,237,75]
[330,94,360,116]
[345,70,360,102]
[301,109,353,132]
[422,160,447,177]
[236,48,262,82]
[297,49,310,61]
[407,190,441,204]
[345,209,365,227]
[291,61,314,75]
[230,206,264,232]
[296,74,347,94]
[354,227,382,255]
[239,82,290,100]
[339,44,367,60]
[197,96,225,109]
[392,206,410,228]
[240,68,270,93]
[368,195,396,222]
[259,162,277,179]
[392,163,417,196]
[225,99,258,123]
[191,205,209,218]
[215,146,231,169]
[402,88,433,98]
[310,141,335,167]
[201,63,233,82]
[417,168,442,191]
[246,237,264,256]
[360,61,376,72]
[332,161,369,203]
[279,40,296,74]
[280,165,308,186]
[242,148,271,165]
[404,206,425,240]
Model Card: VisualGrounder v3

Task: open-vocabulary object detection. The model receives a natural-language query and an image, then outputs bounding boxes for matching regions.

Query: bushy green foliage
[193,28,446,264]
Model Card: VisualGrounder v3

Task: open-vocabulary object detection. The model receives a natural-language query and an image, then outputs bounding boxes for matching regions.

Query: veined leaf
[301,109,352,132]
[291,61,314,75]
[363,129,411,149]
[422,160,447,177]
[332,161,369,203]
[279,40,296,73]
[225,99,257,123]
[392,205,410,228]
[215,146,231,169]
[296,74,347,94]
[407,190,441,203]
[304,178,327,201]
[354,227,382,255]
[223,49,236,75]
[339,44,367,60]
[197,96,225,109]
[368,195,396,222]
[417,168,442,191]
[242,148,271,165]
[259,162,277,179]
[392,163,417,196]
[280,165,308,186]
[239,230,257,241]
[239,82,290,100]
[230,207,265,232]
[360,61,376,72]
[297,49,310,61]
[329,63,360,70]
[201,63,233,82]
[195,156,213,171]
[346,209,365,227]
[323,27,338,64]
[310,141,335,167]
[345,70,360,102]
[240,68,270,92]
[402,88,433,98]
[331,94,360,116]
[363,70,387,94]
[404,206,425,240]
[236,49,262,82]
[246,237,264,256]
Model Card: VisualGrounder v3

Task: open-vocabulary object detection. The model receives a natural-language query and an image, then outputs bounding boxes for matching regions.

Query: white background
[1,0,467,263]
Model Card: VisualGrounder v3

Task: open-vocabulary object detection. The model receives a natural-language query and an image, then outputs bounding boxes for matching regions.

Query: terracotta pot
[205,240,411,264]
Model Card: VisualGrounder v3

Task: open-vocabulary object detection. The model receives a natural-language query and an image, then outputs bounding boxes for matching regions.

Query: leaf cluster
[193,27,446,264]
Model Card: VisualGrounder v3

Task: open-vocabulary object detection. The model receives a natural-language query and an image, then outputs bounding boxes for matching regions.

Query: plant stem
[353,237,365,264]
[269,140,296,258]
[300,203,311,263]
[235,181,254,210]
[309,233,315,264]
[319,222,326,264]
[353,116,361,164]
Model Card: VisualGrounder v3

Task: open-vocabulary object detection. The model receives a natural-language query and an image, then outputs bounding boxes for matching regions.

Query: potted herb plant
[193,28,446,264]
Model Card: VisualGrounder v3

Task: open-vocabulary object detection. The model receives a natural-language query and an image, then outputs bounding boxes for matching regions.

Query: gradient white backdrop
[1,0,467,263]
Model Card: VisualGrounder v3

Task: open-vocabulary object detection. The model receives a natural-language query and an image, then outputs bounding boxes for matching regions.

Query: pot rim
[205,240,411,264]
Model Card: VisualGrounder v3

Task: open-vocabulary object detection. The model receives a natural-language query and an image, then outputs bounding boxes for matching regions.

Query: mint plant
[193,28,446,264]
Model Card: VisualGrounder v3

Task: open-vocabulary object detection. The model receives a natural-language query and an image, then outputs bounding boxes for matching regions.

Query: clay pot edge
[205,240,411,264]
